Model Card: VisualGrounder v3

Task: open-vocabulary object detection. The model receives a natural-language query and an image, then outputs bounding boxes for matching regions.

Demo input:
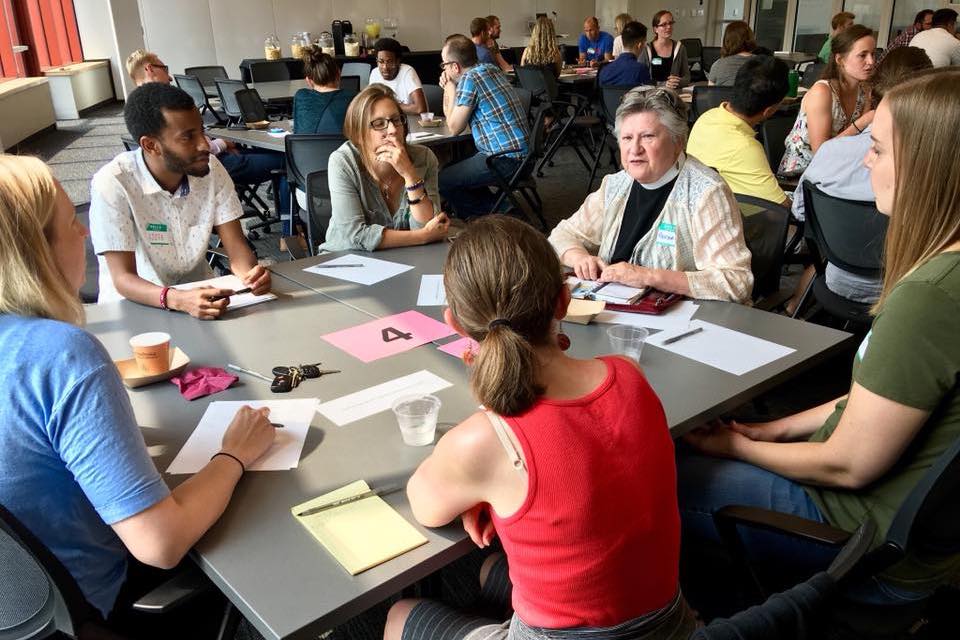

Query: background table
[250,79,308,103]
[207,118,472,153]
[773,52,818,67]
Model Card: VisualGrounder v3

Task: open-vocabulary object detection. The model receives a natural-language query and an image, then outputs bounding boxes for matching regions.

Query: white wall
[74,0,144,98]
[131,0,594,77]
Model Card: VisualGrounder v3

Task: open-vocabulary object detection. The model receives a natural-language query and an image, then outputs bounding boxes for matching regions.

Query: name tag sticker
[146,222,170,246]
[655,222,677,247]
[652,57,663,65]
[587,47,596,55]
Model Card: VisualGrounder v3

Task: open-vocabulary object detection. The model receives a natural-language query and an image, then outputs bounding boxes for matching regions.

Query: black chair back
[762,114,795,174]
[600,85,628,129]
[682,37,703,62]
[173,74,208,111]
[886,435,960,564]
[340,75,361,94]
[285,134,347,251]
[235,88,268,123]
[801,62,826,89]
[184,65,228,87]
[515,65,559,103]
[215,78,248,121]
[737,194,791,300]
[120,135,138,151]
[514,87,532,118]
[802,182,887,277]
[305,170,333,243]
[691,85,735,121]
[249,60,290,83]
[0,503,93,638]
[702,46,721,72]
[421,84,443,113]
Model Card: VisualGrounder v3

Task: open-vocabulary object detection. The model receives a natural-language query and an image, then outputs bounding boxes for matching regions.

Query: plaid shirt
[455,63,528,158]
[879,24,921,63]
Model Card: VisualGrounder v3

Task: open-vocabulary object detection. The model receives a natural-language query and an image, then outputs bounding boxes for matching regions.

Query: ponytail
[443,215,563,416]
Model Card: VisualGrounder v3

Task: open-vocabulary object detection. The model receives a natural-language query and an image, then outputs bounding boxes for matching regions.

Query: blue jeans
[438,152,522,219]
[676,447,929,612]
[218,148,289,214]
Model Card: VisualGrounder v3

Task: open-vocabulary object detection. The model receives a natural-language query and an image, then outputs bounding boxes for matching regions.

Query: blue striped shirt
[455,64,528,158]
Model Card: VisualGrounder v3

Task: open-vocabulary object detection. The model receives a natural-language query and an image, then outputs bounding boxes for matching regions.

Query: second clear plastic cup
[391,394,441,446]
[607,325,648,362]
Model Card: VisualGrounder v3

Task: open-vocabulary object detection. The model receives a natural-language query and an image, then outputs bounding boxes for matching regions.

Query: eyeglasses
[656,21,676,28]
[149,63,170,72]
[369,115,405,131]
[438,61,457,70]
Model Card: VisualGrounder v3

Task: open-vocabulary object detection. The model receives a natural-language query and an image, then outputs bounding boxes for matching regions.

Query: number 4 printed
[381,327,414,342]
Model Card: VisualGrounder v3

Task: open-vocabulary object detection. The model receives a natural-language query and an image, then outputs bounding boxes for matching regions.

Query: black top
[610,177,677,264]
[649,42,675,82]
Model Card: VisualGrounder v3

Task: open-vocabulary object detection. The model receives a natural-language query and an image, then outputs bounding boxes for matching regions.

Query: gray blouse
[320,141,441,252]
[707,53,753,86]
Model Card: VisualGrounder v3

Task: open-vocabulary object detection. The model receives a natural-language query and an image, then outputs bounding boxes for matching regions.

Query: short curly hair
[124,82,196,141]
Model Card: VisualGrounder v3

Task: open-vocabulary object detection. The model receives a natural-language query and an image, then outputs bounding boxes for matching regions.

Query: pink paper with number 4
[438,336,479,359]
[321,310,456,362]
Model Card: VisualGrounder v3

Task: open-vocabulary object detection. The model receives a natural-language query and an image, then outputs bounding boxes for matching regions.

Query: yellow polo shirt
[686,103,787,205]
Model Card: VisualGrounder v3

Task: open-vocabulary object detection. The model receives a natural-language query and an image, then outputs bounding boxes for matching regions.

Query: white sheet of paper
[416,275,447,306]
[175,274,277,309]
[593,301,700,332]
[647,320,796,376]
[317,370,452,427]
[407,132,442,141]
[303,254,414,286]
[167,399,317,474]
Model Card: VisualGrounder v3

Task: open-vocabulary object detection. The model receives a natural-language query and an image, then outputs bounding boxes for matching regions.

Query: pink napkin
[170,367,238,400]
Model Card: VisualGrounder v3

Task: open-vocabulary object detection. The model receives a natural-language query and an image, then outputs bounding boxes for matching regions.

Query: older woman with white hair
[549,86,753,303]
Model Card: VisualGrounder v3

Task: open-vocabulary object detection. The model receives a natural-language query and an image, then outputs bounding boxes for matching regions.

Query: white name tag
[652,57,663,66]
[587,47,596,55]
[655,222,676,247]
[145,222,170,246]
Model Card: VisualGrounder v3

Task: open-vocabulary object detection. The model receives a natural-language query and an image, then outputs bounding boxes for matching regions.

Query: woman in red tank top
[384,215,695,640]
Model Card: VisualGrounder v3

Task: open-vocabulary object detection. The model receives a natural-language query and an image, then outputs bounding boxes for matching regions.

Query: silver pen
[296,485,403,517]
[662,326,704,345]
[227,363,273,383]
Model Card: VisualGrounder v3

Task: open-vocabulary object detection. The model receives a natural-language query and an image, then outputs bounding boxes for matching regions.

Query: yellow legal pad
[291,480,428,575]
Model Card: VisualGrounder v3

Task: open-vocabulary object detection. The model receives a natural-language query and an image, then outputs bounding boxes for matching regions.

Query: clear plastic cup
[391,394,441,446]
[420,112,435,122]
[129,331,171,375]
[607,325,648,362]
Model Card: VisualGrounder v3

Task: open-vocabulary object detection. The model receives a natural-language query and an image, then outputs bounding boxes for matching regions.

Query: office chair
[486,108,550,230]
[173,74,225,125]
[736,194,792,307]
[795,183,887,327]
[340,62,371,89]
[284,134,347,254]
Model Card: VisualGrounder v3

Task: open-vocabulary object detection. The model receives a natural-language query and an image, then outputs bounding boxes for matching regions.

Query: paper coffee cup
[129,332,171,375]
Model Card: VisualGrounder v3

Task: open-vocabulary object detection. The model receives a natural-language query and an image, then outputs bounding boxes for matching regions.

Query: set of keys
[270,363,340,393]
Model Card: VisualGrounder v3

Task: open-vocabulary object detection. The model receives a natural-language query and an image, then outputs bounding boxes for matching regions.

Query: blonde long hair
[0,155,84,325]
[444,215,563,416]
[876,69,960,309]
[524,16,559,67]
[614,13,633,35]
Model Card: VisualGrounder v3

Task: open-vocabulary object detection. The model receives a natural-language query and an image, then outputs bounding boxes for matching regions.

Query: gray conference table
[207,118,472,153]
[269,243,856,436]
[774,51,818,67]
[250,79,309,102]
[85,277,480,640]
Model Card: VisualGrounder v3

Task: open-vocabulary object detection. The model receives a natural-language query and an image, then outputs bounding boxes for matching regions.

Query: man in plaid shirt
[439,34,529,219]
[879,9,933,63]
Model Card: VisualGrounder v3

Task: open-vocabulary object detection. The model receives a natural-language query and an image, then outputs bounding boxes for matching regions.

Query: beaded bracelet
[159,286,172,311]
[405,179,425,192]
[211,451,245,473]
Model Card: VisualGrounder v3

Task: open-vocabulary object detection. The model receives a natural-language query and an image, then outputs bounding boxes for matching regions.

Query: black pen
[663,326,704,345]
[209,287,251,302]
[296,485,404,517]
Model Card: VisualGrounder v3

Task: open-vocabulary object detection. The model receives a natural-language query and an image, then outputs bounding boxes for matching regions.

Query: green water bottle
[788,70,799,98]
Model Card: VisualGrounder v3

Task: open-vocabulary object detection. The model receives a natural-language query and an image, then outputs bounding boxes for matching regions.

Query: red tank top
[491,356,680,629]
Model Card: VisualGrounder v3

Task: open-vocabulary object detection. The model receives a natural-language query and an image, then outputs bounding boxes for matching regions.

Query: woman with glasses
[548,86,752,303]
[640,10,690,89]
[320,84,449,251]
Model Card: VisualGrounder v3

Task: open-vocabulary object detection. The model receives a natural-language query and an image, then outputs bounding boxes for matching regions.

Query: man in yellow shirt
[687,55,791,208]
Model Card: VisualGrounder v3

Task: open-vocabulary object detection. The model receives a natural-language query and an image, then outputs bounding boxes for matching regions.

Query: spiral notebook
[292,480,427,575]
